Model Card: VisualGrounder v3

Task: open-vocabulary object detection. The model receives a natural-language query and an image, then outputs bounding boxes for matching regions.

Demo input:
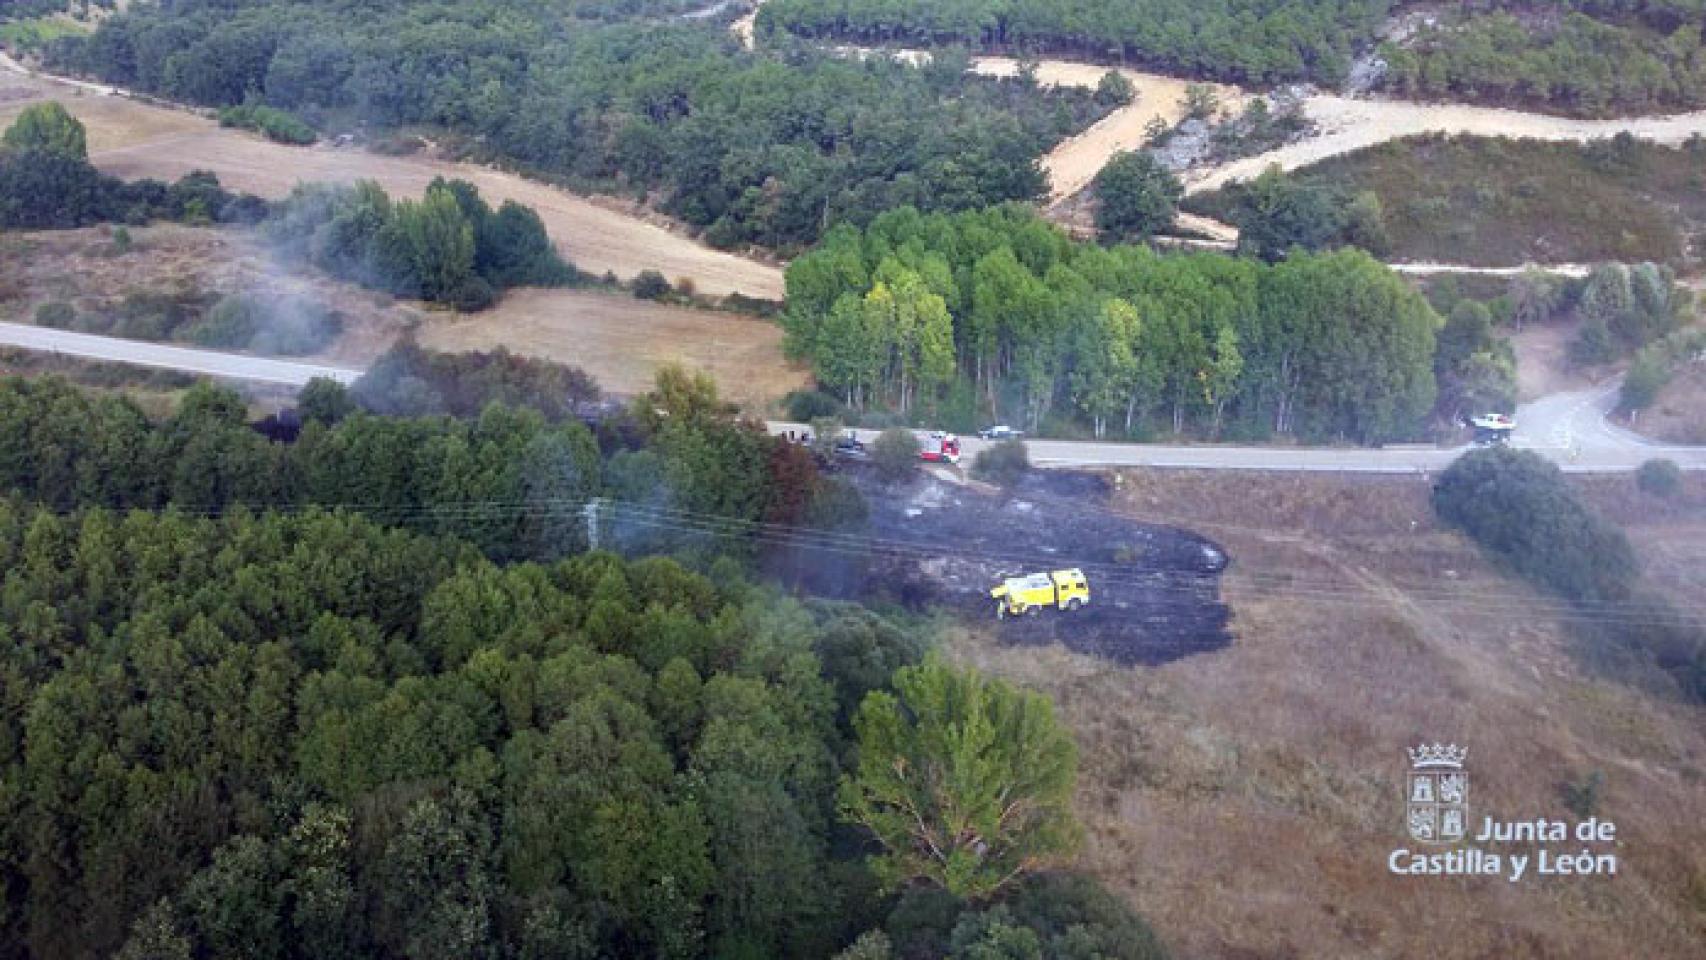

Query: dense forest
[782,206,1439,443]
[0,363,1173,958]
[0,362,864,562]
[47,1,1109,251]
[1381,6,1706,115]
[758,0,1392,84]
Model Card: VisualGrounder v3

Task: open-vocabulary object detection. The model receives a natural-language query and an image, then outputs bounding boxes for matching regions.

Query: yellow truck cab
[991,568,1090,619]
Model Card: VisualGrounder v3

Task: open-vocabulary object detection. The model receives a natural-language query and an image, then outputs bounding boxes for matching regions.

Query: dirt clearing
[945,467,1706,959]
[0,71,785,300]
[416,287,804,407]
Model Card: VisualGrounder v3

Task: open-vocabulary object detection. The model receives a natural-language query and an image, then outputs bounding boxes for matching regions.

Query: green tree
[1068,298,1141,438]
[3,102,88,160]
[382,185,480,304]
[1093,152,1181,242]
[839,659,1081,900]
[374,790,497,960]
[299,377,356,425]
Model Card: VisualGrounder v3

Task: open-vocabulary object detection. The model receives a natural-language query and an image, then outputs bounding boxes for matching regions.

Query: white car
[978,425,1023,440]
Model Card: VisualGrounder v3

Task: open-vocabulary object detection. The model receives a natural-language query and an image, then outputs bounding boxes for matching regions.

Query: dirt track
[967,59,1241,204]
[0,70,785,300]
[1187,94,1706,194]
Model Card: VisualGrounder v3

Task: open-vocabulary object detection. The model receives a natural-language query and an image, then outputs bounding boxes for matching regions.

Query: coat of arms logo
[1406,743,1469,844]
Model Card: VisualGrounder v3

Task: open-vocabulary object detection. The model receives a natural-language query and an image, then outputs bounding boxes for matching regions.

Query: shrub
[217,104,317,145]
[633,270,672,300]
[181,294,342,355]
[786,389,844,422]
[1433,447,1636,605]
[871,427,919,483]
[1635,458,1682,498]
[971,439,1029,488]
[34,301,75,328]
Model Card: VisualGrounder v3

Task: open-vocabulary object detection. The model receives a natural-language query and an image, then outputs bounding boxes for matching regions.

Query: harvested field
[0,70,785,299]
[944,468,1706,959]
[416,287,804,407]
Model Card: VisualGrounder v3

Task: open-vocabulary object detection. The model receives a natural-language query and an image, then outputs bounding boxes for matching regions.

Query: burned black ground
[779,466,1233,666]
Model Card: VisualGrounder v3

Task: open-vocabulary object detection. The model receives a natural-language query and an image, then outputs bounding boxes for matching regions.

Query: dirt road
[966,59,1240,204]
[1186,94,1706,194]
[0,67,785,300]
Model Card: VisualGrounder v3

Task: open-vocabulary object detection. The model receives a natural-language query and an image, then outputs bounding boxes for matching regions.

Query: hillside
[1187,133,1706,268]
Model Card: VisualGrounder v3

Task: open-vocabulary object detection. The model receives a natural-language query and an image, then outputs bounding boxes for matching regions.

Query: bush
[1635,458,1682,498]
[786,389,844,422]
[1433,447,1637,605]
[34,301,76,328]
[633,270,673,300]
[181,294,342,355]
[217,104,317,145]
[971,439,1029,488]
[871,427,919,483]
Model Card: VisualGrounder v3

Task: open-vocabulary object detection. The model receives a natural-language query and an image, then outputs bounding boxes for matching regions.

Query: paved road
[0,322,362,386]
[772,378,1706,474]
[3,321,1701,472]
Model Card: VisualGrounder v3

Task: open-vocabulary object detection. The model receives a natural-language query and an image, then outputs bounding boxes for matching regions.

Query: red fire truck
[917,431,962,464]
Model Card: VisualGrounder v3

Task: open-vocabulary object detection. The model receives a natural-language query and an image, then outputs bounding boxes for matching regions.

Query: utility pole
[583,497,603,551]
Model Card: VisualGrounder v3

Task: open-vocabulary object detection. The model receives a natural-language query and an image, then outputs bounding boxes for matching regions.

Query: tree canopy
[783,205,1438,442]
[1093,152,1182,243]
[840,658,1082,899]
[55,1,1111,251]
[759,0,1392,85]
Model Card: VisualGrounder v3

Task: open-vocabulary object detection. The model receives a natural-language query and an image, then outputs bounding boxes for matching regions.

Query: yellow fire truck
[990,569,1090,619]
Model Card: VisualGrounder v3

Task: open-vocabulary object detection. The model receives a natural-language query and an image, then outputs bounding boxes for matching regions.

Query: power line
[21,492,1704,631]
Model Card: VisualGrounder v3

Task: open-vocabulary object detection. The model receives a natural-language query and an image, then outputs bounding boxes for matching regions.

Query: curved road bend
[2,321,1701,473]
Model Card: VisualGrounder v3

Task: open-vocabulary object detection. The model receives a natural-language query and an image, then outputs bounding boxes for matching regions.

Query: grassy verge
[1186,133,1706,269]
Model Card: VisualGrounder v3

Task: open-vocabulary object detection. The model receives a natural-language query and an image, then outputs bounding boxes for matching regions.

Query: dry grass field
[0,224,804,406]
[0,72,786,300]
[945,469,1706,959]
[0,224,413,367]
[417,287,807,406]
